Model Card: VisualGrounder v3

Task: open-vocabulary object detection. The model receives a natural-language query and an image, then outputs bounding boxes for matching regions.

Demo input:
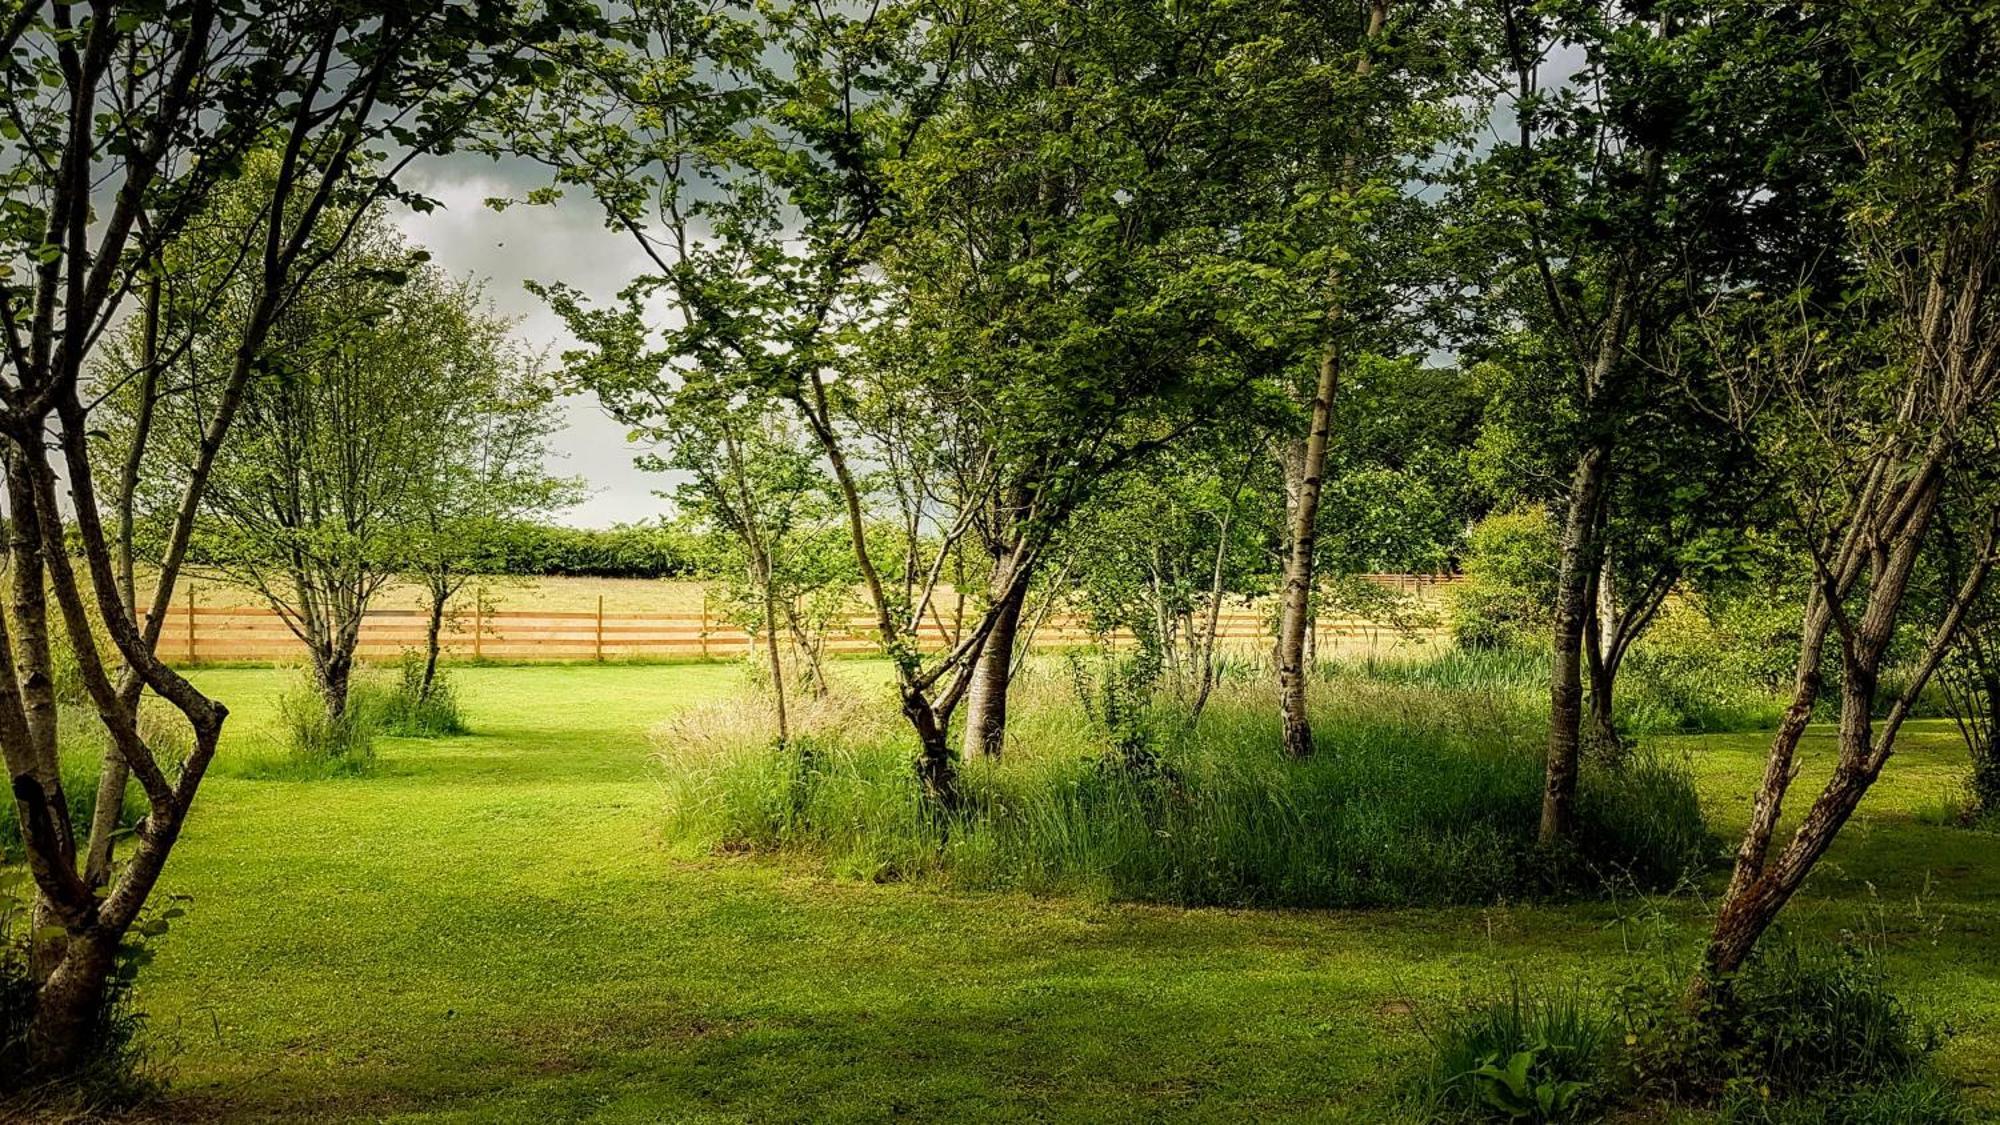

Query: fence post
[595,594,605,663]
[185,583,196,663]
[473,589,483,661]
[700,588,710,659]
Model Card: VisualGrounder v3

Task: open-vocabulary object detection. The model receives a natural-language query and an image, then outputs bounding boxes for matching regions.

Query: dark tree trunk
[419,584,446,702]
[1586,655,1619,753]
[316,650,354,721]
[1540,443,1609,845]
[24,928,120,1076]
[960,565,1028,761]
[907,690,957,809]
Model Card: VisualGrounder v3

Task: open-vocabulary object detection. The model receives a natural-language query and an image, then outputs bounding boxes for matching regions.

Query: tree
[398,306,575,705]
[646,386,851,742]
[1063,432,1277,723]
[1693,0,2000,998]
[1191,0,1468,759]
[1462,0,1854,842]
[509,0,1284,798]
[1,0,578,1077]
[134,215,533,721]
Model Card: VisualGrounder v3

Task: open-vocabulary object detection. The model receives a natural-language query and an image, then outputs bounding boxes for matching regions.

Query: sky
[390,155,673,529]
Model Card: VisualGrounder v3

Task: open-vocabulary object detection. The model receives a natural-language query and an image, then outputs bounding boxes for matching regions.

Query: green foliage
[1327,643,1784,737]
[1418,977,1616,1123]
[1418,930,1965,1124]
[657,675,1711,906]
[467,520,696,579]
[1620,933,1956,1117]
[1447,509,1557,651]
[378,655,466,739]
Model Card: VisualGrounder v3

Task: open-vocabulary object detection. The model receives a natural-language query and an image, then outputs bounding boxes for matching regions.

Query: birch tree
[0,0,578,1077]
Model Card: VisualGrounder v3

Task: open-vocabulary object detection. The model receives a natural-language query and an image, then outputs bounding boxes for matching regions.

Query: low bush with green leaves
[1416,977,1617,1122]
[655,672,1713,907]
[1625,934,1948,1109]
[1415,932,1966,1124]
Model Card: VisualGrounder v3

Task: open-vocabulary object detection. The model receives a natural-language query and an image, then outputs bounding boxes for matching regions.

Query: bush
[1446,508,1557,651]
[1414,933,1966,1124]
[1416,976,1618,1122]
[254,676,383,779]
[655,673,1713,907]
[467,519,695,578]
[1619,933,1962,1121]
[378,653,466,737]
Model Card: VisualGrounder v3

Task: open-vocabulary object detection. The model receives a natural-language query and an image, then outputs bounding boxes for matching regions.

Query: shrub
[467,519,696,578]
[248,676,384,779]
[378,652,466,738]
[1415,933,1966,1124]
[655,673,1713,907]
[1446,508,1557,651]
[1620,933,1961,1119]
[1416,976,1618,1123]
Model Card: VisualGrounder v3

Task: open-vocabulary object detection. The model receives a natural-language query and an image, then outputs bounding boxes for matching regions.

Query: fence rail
[155,574,1461,664]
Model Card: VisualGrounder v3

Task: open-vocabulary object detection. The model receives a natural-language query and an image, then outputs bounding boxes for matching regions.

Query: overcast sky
[390,155,672,529]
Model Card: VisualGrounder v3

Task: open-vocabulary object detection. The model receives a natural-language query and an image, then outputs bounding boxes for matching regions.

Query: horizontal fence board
[155,576,1457,664]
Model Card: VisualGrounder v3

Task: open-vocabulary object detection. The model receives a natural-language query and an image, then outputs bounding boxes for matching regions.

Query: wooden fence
[155,574,1462,665]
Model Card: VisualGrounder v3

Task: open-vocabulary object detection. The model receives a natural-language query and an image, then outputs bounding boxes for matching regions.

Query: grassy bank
[2,663,1993,1121]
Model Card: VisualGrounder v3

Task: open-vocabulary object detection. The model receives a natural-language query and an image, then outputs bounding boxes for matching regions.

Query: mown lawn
[67,664,2000,1121]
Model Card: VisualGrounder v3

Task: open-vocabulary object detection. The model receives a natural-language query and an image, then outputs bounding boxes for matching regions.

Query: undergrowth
[377,652,467,738]
[654,671,1714,907]
[1411,912,1967,1123]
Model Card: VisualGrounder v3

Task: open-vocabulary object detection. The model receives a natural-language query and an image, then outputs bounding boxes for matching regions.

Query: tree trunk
[760,575,790,750]
[316,650,354,721]
[24,928,122,1076]
[960,569,1028,761]
[1276,342,1341,759]
[1540,443,1609,845]
[419,583,447,702]
[1585,651,1619,753]
[907,690,957,808]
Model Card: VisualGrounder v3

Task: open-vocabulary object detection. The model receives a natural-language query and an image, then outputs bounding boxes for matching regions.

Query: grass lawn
[53,664,2000,1121]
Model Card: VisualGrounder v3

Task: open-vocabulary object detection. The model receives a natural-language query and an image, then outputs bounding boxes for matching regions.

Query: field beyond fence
[154,573,1461,664]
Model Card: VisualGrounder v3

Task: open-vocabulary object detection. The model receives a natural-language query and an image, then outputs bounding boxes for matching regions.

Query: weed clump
[240,674,386,779]
[378,652,466,738]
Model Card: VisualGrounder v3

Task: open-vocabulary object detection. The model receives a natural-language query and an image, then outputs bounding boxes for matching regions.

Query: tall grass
[377,652,467,738]
[656,671,1714,907]
[221,674,385,781]
[0,704,166,856]
[1326,644,1790,735]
